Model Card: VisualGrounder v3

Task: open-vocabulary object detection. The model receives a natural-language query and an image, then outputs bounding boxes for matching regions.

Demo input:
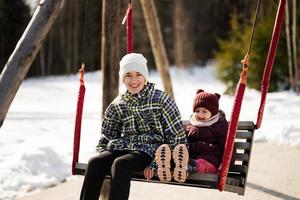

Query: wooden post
[101,0,120,116]
[139,0,174,97]
[99,179,110,200]
[0,0,65,128]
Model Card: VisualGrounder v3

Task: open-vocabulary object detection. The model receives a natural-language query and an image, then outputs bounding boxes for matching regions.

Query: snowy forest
[0,1,300,199]
[0,0,299,92]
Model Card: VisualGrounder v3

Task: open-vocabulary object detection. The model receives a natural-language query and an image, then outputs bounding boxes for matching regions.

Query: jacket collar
[123,82,155,102]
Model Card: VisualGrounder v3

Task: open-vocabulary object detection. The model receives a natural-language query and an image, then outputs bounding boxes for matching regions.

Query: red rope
[127,4,133,53]
[219,0,286,190]
[218,58,248,191]
[72,64,86,175]
[256,0,286,129]
[122,3,133,53]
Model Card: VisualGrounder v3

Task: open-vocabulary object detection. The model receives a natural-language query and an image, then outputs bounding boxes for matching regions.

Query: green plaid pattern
[97,83,186,167]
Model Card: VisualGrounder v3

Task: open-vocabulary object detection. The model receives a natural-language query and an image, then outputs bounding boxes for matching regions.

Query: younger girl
[185,89,231,174]
[146,89,235,183]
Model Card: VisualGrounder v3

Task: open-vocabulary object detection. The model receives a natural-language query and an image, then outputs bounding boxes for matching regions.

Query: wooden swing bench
[74,120,255,196]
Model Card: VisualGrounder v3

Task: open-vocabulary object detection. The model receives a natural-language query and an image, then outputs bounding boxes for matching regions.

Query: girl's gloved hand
[186,125,197,136]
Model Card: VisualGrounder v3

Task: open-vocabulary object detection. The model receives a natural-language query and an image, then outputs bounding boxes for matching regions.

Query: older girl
[80,53,186,200]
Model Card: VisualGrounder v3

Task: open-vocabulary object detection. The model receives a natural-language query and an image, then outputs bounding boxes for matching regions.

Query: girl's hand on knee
[144,167,154,180]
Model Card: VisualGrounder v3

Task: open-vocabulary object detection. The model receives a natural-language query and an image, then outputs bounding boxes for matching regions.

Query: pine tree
[215,3,289,93]
[215,12,249,94]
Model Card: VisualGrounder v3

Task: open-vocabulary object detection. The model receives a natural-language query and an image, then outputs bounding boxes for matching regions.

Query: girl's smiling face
[124,71,145,94]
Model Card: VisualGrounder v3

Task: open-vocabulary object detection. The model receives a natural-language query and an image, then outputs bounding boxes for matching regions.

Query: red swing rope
[122,0,133,53]
[72,0,133,175]
[218,0,286,191]
[256,0,286,129]
[218,0,261,188]
[218,57,248,191]
[71,0,89,175]
[72,64,86,175]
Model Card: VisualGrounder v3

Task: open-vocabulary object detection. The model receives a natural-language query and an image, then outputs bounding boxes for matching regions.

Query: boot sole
[155,144,172,182]
[173,144,189,182]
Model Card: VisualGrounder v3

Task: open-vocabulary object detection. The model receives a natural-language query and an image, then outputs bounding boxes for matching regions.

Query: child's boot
[155,144,172,182]
[173,144,189,182]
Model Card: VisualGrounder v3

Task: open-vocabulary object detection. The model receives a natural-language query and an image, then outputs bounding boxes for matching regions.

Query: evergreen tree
[249,16,288,91]
[215,12,250,94]
[215,2,289,93]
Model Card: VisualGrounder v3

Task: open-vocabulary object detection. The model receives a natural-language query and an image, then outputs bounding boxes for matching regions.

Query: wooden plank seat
[75,121,255,196]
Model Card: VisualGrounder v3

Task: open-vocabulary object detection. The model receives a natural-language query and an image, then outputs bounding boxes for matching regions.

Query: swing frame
[72,0,286,196]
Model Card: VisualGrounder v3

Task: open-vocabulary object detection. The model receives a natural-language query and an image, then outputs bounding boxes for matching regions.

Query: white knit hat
[119,53,149,82]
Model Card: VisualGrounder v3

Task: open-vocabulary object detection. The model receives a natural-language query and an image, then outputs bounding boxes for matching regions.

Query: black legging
[80,150,152,200]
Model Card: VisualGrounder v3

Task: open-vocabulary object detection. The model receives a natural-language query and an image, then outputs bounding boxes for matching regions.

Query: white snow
[1,65,299,200]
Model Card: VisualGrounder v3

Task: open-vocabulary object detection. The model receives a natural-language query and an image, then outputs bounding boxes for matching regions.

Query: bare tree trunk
[66,1,74,73]
[101,0,120,117]
[0,0,65,128]
[285,1,293,88]
[174,0,185,68]
[292,0,299,92]
[134,0,150,56]
[139,0,174,97]
[59,11,67,70]
[73,0,80,70]
[39,45,46,76]
[174,0,194,68]
[47,30,53,75]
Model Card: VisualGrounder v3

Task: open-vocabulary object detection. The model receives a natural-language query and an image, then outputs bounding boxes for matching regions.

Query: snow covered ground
[1,66,299,200]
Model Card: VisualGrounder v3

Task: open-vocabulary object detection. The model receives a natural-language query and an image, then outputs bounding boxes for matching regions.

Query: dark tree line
[1,0,298,92]
[31,0,102,76]
[0,0,254,75]
[0,0,30,70]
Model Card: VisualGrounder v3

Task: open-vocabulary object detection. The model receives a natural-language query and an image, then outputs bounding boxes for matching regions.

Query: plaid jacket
[97,83,186,167]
